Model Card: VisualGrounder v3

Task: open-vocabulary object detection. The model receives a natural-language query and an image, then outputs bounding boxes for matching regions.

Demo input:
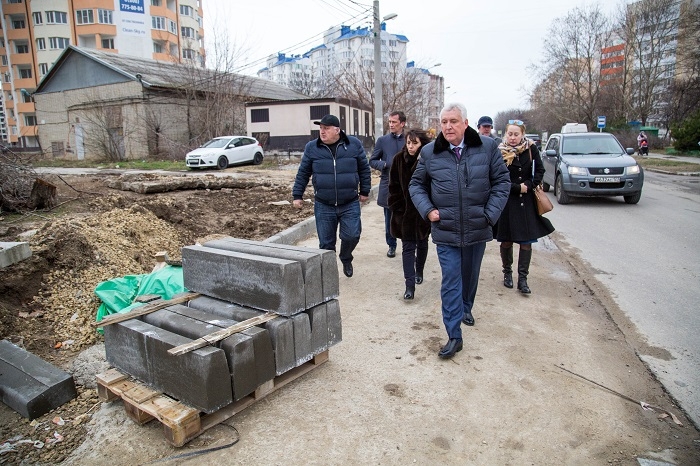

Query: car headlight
[626,165,641,175]
[567,166,587,176]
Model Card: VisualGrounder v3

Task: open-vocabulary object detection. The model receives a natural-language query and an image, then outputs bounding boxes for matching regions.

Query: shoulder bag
[529,148,553,215]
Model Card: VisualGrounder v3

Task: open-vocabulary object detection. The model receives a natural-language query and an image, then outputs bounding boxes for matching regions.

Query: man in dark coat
[293,114,372,278]
[370,111,406,258]
[409,103,510,359]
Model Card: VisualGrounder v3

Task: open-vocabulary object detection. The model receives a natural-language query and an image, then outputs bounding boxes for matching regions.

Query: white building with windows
[0,0,204,148]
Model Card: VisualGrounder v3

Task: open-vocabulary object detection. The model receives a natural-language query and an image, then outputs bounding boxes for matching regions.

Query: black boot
[517,248,532,294]
[404,283,415,300]
[500,246,513,288]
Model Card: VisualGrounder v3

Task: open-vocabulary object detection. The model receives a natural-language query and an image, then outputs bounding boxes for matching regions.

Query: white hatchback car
[186,136,264,170]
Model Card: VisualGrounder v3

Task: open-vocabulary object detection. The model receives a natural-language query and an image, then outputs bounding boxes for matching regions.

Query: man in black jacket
[370,111,406,258]
[292,114,372,278]
[409,103,510,359]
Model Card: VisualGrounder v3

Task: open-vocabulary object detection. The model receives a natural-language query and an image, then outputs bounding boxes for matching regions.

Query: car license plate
[594,176,620,183]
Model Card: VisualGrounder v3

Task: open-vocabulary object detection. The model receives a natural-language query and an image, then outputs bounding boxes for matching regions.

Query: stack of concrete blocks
[103,237,341,414]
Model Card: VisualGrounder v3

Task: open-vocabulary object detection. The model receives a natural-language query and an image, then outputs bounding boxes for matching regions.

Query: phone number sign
[120,0,145,14]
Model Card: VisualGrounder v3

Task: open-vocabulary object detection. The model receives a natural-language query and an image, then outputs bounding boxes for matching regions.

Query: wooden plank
[167,313,279,356]
[124,399,155,425]
[96,368,128,386]
[123,385,160,404]
[93,292,200,327]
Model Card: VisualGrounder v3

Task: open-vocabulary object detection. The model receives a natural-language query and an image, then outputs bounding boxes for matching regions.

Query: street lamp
[373,0,397,139]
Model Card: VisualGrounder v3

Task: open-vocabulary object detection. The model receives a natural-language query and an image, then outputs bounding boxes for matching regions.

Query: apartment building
[0,0,204,148]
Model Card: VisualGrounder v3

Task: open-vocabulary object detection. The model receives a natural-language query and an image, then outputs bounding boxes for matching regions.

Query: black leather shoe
[403,287,414,300]
[415,275,423,284]
[438,338,463,359]
[342,262,353,278]
[387,247,396,258]
[462,312,475,326]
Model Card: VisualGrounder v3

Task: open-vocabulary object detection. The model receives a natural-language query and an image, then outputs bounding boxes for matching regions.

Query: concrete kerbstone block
[291,313,312,366]
[0,340,77,420]
[326,299,343,347]
[0,242,32,268]
[203,237,324,309]
[104,319,232,413]
[209,237,339,301]
[307,303,329,355]
[182,245,306,315]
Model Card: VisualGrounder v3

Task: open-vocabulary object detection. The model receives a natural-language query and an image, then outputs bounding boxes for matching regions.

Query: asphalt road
[543,168,700,428]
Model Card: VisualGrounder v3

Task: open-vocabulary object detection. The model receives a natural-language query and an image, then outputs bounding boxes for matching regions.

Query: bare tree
[616,0,685,126]
[532,4,613,131]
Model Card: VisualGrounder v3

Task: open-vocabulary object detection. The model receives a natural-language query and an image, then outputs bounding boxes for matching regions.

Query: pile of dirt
[0,169,316,464]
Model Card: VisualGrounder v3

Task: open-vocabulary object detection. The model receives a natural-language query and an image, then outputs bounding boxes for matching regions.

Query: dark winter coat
[370,132,405,207]
[409,126,510,247]
[387,147,431,241]
[494,145,555,242]
[292,131,371,206]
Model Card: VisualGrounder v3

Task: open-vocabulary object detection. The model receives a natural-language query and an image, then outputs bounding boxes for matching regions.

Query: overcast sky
[203,0,622,130]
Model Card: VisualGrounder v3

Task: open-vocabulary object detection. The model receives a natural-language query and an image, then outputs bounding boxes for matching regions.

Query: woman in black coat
[495,121,554,294]
[388,129,432,300]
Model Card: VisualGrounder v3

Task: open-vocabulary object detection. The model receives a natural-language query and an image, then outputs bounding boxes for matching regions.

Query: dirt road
[65,197,700,465]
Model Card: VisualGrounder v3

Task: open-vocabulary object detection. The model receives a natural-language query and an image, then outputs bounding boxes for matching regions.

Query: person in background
[409,103,510,359]
[495,120,555,294]
[292,114,371,279]
[388,129,433,300]
[637,131,649,156]
[370,111,406,258]
[477,115,501,144]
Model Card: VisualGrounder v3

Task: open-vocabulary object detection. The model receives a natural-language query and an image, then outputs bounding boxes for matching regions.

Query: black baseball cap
[314,115,340,127]
[477,116,493,128]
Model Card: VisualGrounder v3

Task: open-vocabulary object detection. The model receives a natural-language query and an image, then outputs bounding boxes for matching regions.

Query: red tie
[454,146,461,160]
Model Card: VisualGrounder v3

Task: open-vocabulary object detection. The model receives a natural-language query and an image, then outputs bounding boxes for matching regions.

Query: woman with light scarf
[493,120,554,294]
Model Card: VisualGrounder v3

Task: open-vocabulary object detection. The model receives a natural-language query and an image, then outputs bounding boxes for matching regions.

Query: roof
[35,46,308,101]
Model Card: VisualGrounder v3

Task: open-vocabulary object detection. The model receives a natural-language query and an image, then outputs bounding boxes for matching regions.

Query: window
[153,42,163,53]
[3,73,10,83]
[46,11,68,24]
[151,0,162,5]
[169,44,178,56]
[39,63,49,75]
[181,27,194,38]
[15,44,29,53]
[36,38,46,50]
[25,115,37,126]
[98,9,113,24]
[12,20,26,29]
[310,105,330,120]
[18,67,32,79]
[8,0,23,3]
[1,56,6,66]
[75,10,94,24]
[180,5,193,16]
[168,20,177,34]
[182,48,195,59]
[51,141,64,157]
[33,12,42,25]
[21,91,31,103]
[101,38,114,49]
[251,108,269,123]
[152,16,166,30]
[49,37,70,49]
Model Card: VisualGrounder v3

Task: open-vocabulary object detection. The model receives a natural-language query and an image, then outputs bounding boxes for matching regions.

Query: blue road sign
[597,116,606,129]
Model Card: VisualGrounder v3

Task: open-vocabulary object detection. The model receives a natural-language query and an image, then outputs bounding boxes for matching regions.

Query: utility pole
[373,0,383,140]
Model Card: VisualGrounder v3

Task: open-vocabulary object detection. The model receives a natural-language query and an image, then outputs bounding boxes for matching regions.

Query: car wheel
[253,152,263,165]
[555,175,571,204]
[624,191,642,204]
[216,156,228,170]
[542,182,550,192]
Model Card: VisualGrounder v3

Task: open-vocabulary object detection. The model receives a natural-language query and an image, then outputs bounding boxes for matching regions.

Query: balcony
[14,77,37,90]
[17,101,34,114]
[10,52,33,65]
[3,3,25,15]
[5,28,30,42]
[20,125,38,137]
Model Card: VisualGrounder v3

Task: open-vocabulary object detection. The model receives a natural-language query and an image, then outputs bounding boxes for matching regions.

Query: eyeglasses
[508,119,524,125]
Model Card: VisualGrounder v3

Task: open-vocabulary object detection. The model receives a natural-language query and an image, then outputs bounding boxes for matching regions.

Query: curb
[644,168,700,176]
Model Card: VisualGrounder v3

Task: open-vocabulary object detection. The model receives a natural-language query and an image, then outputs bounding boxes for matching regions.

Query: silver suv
[541,132,643,204]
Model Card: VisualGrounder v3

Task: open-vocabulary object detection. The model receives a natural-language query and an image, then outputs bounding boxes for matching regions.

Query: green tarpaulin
[94,265,187,331]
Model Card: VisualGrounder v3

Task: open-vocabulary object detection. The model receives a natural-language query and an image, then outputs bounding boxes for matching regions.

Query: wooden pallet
[96,350,329,447]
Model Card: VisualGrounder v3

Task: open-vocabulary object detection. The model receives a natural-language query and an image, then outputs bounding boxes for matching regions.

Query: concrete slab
[208,237,339,301]
[326,299,342,347]
[307,303,329,355]
[188,296,296,375]
[182,245,306,315]
[291,313,312,366]
[103,319,232,413]
[0,242,32,268]
[203,237,324,308]
[0,340,77,420]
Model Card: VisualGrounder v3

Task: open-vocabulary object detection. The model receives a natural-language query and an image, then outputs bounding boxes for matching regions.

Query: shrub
[671,110,700,152]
